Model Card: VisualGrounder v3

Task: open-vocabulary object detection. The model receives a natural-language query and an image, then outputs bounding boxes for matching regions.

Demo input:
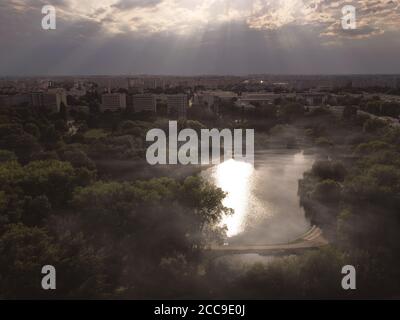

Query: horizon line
[2,73,400,79]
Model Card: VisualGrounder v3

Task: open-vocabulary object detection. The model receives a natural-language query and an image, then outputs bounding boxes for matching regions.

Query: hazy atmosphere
[2,0,400,307]
[1,0,400,75]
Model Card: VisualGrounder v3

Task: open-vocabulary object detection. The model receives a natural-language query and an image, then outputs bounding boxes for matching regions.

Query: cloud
[111,0,163,10]
[247,0,400,39]
[1,0,400,75]
[6,0,400,38]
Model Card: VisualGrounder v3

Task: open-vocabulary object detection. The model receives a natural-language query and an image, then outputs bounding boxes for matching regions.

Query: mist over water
[202,150,315,245]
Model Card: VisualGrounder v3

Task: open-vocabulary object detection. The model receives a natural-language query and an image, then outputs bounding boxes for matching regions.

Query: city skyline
[1,0,400,76]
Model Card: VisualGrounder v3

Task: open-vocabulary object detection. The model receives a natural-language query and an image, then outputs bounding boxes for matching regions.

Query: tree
[54,119,68,133]
[364,101,381,115]
[41,125,60,149]
[381,101,400,118]
[71,176,230,247]
[0,224,61,299]
[355,140,393,156]
[363,118,387,133]
[24,123,40,138]
[0,124,23,136]
[315,137,334,149]
[22,195,51,226]
[0,150,17,163]
[345,164,400,207]
[0,133,41,164]
[280,102,305,121]
[312,161,347,182]
[0,160,92,208]
[20,160,89,206]
[61,149,96,170]
[312,180,342,204]
[0,223,110,299]
[343,105,358,119]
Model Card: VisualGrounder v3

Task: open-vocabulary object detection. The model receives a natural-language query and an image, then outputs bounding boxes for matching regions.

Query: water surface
[202,149,315,245]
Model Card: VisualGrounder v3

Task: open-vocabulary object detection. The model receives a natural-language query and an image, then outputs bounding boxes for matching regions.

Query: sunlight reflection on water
[213,159,254,237]
[202,150,315,244]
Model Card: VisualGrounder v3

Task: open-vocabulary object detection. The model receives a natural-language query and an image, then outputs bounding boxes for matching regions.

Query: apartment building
[167,94,188,118]
[101,93,127,112]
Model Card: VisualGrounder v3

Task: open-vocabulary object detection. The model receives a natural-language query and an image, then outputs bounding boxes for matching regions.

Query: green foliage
[40,125,60,149]
[179,120,206,133]
[24,123,40,138]
[311,160,347,182]
[0,223,110,299]
[71,176,230,237]
[87,134,144,160]
[0,160,94,209]
[312,180,342,204]
[216,247,346,299]
[0,133,41,163]
[315,137,334,148]
[0,224,60,299]
[381,101,400,117]
[0,190,24,224]
[364,101,381,115]
[0,123,23,136]
[84,129,108,139]
[59,148,96,170]
[355,140,393,155]
[0,149,17,163]
[22,195,52,226]
[363,118,387,133]
[345,164,400,205]
[280,102,305,121]
[343,105,358,119]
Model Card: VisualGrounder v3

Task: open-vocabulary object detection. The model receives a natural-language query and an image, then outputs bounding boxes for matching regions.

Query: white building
[101,93,126,112]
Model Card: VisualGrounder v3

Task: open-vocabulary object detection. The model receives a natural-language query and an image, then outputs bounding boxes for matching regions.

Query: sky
[1,0,400,75]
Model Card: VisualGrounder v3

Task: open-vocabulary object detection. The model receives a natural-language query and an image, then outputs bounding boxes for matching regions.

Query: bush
[363,118,387,133]
[316,137,334,148]
[312,180,342,204]
[0,150,17,163]
[312,161,347,182]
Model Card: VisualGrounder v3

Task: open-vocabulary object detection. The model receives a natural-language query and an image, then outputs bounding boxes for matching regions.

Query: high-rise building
[133,94,157,113]
[101,93,127,112]
[143,78,165,90]
[167,94,188,118]
[128,78,144,88]
[31,88,67,112]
